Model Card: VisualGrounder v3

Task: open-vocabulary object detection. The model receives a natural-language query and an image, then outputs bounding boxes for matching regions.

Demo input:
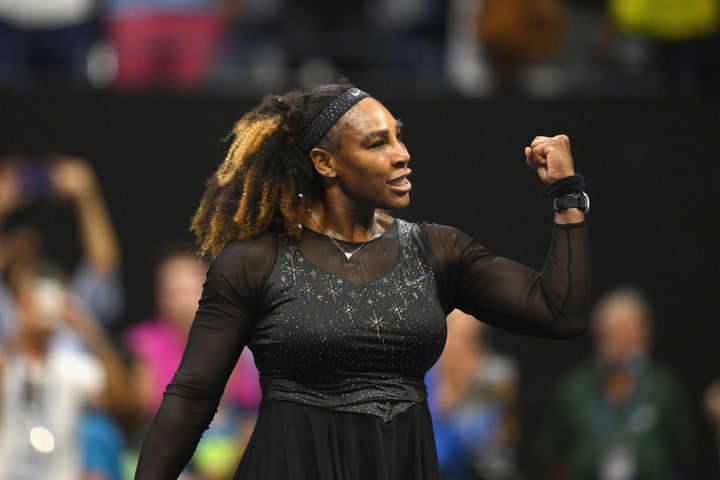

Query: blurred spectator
[0,154,124,341]
[103,0,240,90]
[0,0,97,88]
[123,242,260,479]
[0,154,134,479]
[445,0,567,98]
[607,0,720,95]
[427,309,522,480]
[534,287,696,480]
[478,0,566,86]
[212,0,288,93]
[549,1,625,98]
[281,0,365,87]
[0,256,137,479]
[362,0,447,92]
[444,0,495,97]
[276,0,447,93]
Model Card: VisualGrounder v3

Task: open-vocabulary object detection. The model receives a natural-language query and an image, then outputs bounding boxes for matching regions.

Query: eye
[369,139,385,149]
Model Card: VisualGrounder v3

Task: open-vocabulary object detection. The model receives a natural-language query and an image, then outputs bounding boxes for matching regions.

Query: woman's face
[155,255,207,330]
[326,98,412,210]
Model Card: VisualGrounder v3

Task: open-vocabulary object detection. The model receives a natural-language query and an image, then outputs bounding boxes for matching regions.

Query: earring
[328,173,336,178]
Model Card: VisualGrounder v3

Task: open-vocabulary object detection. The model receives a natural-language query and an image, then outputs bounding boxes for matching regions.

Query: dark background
[2,91,719,476]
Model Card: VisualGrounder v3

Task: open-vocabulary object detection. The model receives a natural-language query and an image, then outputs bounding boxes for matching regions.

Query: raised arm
[425,222,589,338]
[51,156,121,274]
[424,135,590,338]
[49,155,125,325]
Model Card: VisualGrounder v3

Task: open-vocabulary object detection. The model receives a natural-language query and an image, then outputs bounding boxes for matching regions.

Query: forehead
[336,98,397,135]
[596,299,648,334]
[156,255,205,280]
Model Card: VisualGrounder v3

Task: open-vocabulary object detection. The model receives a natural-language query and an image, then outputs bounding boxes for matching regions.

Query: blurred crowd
[2,154,720,480]
[1,5,719,480]
[1,0,719,98]
[0,154,260,480]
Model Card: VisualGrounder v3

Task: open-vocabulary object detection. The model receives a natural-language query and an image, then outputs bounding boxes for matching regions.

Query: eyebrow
[360,119,404,144]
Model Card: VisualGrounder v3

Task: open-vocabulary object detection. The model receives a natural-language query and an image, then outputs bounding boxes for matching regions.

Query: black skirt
[234,399,441,480]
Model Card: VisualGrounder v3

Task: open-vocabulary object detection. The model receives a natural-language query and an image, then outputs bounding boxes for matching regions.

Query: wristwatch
[553,191,590,213]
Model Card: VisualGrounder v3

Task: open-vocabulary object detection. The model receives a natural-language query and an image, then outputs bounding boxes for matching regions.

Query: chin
[385,193,410,209]
[394,196,411,210]
[372,194,410,211]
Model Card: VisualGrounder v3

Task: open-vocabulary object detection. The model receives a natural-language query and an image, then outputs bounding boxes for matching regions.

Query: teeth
[389,177,405,186]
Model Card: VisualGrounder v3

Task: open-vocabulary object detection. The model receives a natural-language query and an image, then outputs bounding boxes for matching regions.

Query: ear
[309,147,337,179]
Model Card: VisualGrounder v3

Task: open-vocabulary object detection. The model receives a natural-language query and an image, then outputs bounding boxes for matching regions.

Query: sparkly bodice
[249,220,447,422]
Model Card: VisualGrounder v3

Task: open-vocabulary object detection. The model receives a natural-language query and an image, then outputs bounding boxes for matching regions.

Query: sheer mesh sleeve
[421,222,590,338]
[134,234,276,480]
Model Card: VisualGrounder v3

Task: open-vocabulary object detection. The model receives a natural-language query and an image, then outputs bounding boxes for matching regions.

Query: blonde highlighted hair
[190,82,354,258]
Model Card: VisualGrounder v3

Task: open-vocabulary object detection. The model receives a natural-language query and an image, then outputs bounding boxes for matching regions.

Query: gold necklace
[308,211,377,261]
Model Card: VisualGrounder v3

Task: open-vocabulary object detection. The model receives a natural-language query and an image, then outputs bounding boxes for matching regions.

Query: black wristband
[547,174,586,198]
[553,191,590,213]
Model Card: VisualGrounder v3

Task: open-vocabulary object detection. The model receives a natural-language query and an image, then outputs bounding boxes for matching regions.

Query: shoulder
[647,362,689,395]
[411,222,484,262]
[396,218,473,244]
[215,232,276,262]
[211,232,277,277]
[381,212,473,240]
[203,232,278,301]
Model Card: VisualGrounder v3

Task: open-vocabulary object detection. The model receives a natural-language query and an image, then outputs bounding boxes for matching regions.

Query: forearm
[483,222,591,338]
[133,312,252,478]
[535,221,591,336]
[553,208,584,225]
[74,184,121,273]
[135,392,219,480]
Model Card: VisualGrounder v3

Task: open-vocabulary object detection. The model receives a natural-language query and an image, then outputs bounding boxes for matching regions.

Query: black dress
[134,219,590,480]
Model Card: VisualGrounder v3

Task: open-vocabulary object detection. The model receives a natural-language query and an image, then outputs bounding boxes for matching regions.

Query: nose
[392,140,410,167]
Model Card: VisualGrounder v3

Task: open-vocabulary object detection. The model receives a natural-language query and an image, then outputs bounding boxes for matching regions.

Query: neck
[604,372,634,405]
[306,202,380,242]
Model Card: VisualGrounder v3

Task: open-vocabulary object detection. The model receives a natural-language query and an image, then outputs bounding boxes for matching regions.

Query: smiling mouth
[388,176,410,186]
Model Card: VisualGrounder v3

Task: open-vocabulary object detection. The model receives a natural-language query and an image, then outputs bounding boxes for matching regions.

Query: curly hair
[190,82,354,258]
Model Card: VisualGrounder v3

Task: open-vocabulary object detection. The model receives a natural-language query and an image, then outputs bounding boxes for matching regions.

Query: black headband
[296,87,370,153]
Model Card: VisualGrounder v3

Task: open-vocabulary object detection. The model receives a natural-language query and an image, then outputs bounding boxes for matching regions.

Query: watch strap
[553,192,590,213]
